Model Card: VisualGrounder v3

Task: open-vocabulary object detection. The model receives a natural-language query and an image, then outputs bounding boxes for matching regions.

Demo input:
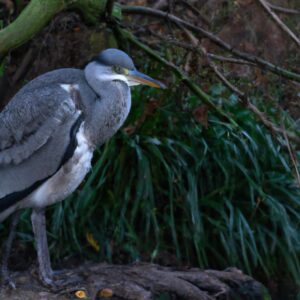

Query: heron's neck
[83,64,131,147]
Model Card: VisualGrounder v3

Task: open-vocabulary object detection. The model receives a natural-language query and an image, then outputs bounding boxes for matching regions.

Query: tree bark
[0,0,108,57]
[0,262,270,300]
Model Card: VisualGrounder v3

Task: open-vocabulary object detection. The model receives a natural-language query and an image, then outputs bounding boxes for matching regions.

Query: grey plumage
[0,70,89,217]
[93,48,135,70]
[0,66,131,218]
[0,48,165,287]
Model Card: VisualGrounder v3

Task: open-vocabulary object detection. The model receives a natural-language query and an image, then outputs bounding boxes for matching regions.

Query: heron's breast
[20,123,93,208]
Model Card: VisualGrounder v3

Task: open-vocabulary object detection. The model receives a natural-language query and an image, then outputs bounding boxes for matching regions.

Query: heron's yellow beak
[127,70,166,89]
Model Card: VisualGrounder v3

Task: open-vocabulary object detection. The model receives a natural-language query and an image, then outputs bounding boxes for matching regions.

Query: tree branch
[117,28,239,127]
[178,23,300,146]
[0,0,64,57]
[0,0,107,57]
[207,53,256,67]
[149,32,256,67]
[257,0,300,48]
[267,2,300,15]
[121,22,300,145]
[121,5,300,82]
[180,0,210,26]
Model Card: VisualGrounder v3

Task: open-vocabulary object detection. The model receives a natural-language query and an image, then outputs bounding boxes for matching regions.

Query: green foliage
[9,76,300,287]
[0,61,5,77]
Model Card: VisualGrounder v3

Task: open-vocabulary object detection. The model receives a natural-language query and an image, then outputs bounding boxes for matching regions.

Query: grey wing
[0,84,82,206]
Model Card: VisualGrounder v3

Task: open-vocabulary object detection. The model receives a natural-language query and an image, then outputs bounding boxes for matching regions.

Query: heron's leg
[1,210,21,288]
[31,208,54,285]
[31,208,83,290]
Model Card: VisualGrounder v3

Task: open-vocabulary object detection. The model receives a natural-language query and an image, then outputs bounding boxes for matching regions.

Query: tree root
[0,262,269,300]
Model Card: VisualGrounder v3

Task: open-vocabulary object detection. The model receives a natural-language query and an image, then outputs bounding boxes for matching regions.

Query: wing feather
[0,76,84,203]
[0,85,77,165]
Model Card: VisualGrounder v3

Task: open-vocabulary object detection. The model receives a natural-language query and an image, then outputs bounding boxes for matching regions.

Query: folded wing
[0,80,83,212]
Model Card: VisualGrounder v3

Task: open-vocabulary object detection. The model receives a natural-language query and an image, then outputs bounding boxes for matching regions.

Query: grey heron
[0,48,165,288]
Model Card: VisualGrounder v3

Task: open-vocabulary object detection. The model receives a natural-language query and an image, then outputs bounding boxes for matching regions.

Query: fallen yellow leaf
[98,288,113,298]
[86,232,100,252]
[75,290,87,299]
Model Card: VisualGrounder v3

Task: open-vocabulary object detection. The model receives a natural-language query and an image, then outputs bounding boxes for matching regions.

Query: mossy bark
[68,0,108,24]
[0,0,108,57]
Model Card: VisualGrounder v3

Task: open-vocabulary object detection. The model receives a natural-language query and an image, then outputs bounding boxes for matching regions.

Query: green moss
[89,28,118,53]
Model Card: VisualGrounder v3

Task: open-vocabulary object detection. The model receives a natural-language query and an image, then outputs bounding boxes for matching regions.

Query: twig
[209,63,300,145]
[207,53,256,67]
[210,62,300,144]
[177,23,300,146]
[121,5,300,82]
[121,7,300,145]
[180,0,210,26]
[210,64,300,144]
[282,124,300,187]
[119,26,300,147]
[168,0,175,14]
[117,27,239,127]
[11,48,34,84]
[153,0,167,10]
[150,32,256,67]
[257,0,300,48]
[267,3,300,15]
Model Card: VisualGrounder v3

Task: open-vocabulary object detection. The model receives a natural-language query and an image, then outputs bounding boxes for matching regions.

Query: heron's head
[85,48,166,89]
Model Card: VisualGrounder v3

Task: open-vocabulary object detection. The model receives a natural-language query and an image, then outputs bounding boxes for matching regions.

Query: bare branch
[117,27,239,127]
[121,5,300,82]
[207,53,256,67]
[267,3,300,15]
[148,31,256,67]
[180,0,210,26]
[120,24,300,146]
[177,23,300,146]
[153,0,168,10]
[257,0,300,48]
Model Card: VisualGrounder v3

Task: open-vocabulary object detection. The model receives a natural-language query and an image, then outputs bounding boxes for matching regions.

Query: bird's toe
[1,275,16,290]
[1,266,16,289]
[39,270,84,292]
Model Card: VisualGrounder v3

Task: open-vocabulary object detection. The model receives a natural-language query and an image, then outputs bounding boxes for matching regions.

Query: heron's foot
[1,270,16,289]
[35,268,83,292]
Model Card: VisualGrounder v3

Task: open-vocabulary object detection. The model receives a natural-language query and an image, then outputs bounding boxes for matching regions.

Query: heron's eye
[113,66,123,74]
